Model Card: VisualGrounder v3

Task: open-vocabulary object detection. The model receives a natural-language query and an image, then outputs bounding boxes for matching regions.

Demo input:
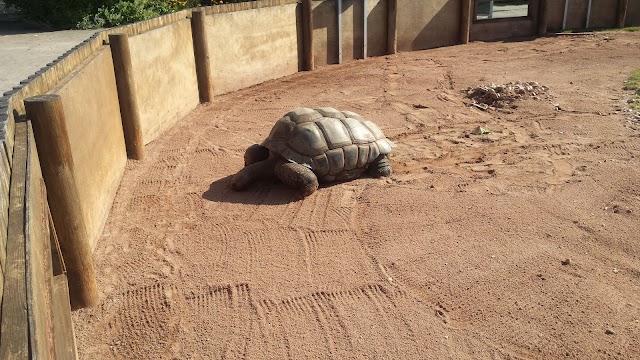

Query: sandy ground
[74,32,640,359]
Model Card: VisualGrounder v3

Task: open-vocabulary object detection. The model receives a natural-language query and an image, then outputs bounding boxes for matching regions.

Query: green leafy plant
[6,0,249,29]
[625,69,640,111]
[77,0,200,29]
[4,0,101,29]
[624,69,640,92]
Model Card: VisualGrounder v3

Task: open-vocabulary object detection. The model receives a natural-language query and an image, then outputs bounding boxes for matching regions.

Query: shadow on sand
[202,174,302,205]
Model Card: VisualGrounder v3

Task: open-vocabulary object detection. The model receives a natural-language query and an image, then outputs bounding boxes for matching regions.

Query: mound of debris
[463,81,550,110]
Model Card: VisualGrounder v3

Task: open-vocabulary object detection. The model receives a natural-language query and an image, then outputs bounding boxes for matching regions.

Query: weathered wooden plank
[0,120,12,324]
[49,205,66,277]
[0,142,10,272]
[25,121,56,359]
[52,274,78,360]
[0,120,29,359]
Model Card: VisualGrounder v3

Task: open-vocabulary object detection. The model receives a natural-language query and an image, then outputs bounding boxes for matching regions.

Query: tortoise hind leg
[232,157,276,191]
[367,155,392,178]
[274,159,319,198]
[244,144,270,166]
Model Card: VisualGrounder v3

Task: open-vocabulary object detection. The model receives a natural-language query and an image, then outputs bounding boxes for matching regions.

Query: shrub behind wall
[5,0,252,30]
[4,0,102,28]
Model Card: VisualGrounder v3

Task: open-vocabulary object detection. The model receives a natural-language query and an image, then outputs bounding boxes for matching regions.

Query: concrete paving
[0,14,97,95]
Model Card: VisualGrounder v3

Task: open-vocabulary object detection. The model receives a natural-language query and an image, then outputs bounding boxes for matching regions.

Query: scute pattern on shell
[262,108,395,177]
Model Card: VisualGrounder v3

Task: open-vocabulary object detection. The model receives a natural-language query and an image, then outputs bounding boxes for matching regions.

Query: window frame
[473,0,534,24]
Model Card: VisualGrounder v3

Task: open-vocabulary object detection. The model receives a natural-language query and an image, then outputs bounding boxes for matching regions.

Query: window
[476,0,530,20]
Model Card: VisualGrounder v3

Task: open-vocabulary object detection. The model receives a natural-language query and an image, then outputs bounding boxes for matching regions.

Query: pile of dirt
[463,81,550,109]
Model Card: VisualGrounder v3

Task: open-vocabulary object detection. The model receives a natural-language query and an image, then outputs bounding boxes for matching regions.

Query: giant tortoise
[231,107,395,197]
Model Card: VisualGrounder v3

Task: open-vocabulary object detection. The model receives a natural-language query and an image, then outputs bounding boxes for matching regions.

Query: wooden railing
[0,120,76,359]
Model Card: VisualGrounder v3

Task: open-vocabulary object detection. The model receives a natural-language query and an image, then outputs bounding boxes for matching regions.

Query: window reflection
[476,0,529,20]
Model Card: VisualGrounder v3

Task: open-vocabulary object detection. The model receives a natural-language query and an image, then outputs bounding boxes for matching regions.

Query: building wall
[547,0,565,31]
[627,0,640,27]
[470,0,540,41]
[548,0,625,31]
[312,0,339,65]
[397,0,461,51]
[565,0,589,29]
[312,0,388,66]
[589,0,618,29]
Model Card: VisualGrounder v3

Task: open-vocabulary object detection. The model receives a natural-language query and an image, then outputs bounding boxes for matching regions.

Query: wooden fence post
[460,0,472,44]
[109,33,145,160]
[618,0,628,28]
[24,94,99,310]
[191,9,214,101]
[387,0,397,54]
[303,0,315,70]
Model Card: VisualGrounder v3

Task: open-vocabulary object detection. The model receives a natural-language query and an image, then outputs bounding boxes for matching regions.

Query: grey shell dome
[262,107,395,178]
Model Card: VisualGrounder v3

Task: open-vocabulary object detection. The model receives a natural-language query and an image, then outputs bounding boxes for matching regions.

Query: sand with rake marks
[74,31,640,359]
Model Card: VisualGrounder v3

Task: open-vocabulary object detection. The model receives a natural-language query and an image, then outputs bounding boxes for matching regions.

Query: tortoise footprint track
[281,188,356,230]
[106,282,185,358]
[435,302,450,324]
[179,283,255,358]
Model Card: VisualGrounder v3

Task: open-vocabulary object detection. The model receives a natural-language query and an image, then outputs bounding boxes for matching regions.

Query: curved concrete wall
[206,3,300,95]
[51,47,127,250]
[129,20,200,144]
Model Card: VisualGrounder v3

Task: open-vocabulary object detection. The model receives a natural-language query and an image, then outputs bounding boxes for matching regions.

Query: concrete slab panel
[129,20,200,145]
[547,0,566,31]
[627,0,640,26]
[588,0,617,29]
[397,0,461,51]
[339,0,388,62]
[366,0,388,57]
[342,0,365,62]
[206,4,300,95]
[312,0,339,66]
[53,47,126,250]
[565,0,588,29]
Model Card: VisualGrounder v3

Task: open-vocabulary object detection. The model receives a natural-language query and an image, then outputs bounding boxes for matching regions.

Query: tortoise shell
[262,107,395,181]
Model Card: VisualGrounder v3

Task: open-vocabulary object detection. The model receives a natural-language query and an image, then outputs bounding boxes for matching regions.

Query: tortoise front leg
[232,157,276,191]
[274,159,319,198]
[367,154,392,178]
[244,144,270,166]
